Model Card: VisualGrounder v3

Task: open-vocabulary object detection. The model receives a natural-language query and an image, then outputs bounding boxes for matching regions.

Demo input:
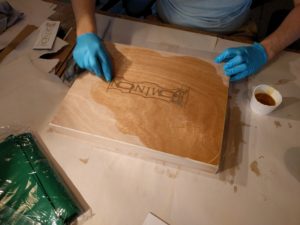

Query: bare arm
[261,0,300,60]
[71,0,96,36]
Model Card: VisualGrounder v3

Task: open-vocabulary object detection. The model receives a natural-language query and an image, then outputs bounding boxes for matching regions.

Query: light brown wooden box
[50,42,229,173]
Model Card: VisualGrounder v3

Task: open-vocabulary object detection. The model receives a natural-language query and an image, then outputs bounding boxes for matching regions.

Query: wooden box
[50,43,229,173]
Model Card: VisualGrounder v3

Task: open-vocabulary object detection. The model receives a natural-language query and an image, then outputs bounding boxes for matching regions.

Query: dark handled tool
[61,57,86,87]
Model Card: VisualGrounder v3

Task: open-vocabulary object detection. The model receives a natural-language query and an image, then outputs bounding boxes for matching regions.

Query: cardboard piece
[0,56,68,131]
[50,42,229,172]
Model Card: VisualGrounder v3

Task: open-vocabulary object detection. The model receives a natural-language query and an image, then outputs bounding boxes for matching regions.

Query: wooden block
[0,25,37,63]
[50,42,229,172]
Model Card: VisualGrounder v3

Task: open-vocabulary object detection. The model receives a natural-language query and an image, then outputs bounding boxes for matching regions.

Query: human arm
[71,0,112,82]
[261,0,300,60]
[215,0,300,81]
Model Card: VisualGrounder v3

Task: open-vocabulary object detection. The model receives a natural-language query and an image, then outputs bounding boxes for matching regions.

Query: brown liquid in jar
[255,93,276,106]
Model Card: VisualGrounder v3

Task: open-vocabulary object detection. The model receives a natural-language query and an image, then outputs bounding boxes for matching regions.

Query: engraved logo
[107,78,189,106]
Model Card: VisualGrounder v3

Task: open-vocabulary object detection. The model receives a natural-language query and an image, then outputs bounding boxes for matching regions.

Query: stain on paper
[274,79,290,85]
[155,166,165,175]
[274,120,282,128]
[241,122,251,127]
[250,160,261,176]
[262,195,268,201]
[233,185,237,193]
[79,158,89,164]
[218,105,244,184]
[166,169,179,179]
[288,123,292,128]
[232,88,240,95]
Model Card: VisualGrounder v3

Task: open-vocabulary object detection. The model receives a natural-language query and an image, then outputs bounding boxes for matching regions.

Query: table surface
[1,1,300,225]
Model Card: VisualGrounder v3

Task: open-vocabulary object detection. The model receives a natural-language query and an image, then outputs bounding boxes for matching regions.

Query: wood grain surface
[50,42,229,169]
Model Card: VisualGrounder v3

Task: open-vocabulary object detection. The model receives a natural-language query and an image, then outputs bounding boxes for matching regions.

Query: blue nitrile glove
[73,32,112,82]
[214,43,268,82]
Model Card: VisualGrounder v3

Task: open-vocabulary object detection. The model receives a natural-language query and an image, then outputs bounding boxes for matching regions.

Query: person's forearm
[71,0,96,36]
[261,2,300,60]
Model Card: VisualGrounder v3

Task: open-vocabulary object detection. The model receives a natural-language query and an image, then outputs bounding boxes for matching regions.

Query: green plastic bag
[0,133,82,225]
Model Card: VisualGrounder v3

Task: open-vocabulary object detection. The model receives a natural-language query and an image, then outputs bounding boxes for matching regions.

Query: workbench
[0,1,300,225]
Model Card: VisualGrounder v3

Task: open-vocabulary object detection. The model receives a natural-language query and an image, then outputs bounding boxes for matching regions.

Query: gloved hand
[214,43,268,82]
[73,32,112,82]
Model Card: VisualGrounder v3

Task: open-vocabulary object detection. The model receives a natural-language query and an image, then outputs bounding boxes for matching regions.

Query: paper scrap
[33,20,60,50]
[143,213,169,225]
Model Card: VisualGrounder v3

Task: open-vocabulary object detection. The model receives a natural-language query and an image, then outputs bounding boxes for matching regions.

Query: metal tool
[61,19,112,87]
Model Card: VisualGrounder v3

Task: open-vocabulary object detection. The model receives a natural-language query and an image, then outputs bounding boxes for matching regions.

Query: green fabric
[0,133,81,225]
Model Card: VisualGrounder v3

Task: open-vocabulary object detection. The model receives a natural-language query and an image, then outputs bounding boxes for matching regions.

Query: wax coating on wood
[51,42,228,168]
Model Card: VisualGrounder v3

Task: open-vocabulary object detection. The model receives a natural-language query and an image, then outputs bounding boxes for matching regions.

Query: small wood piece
[50,42,229,172]
[55,28,76,76]
[0,25,37,63]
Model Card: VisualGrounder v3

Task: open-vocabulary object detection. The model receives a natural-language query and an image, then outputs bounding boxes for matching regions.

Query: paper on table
[1,28,68,73]
[0,56,68,131]
[0,0,56,49]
